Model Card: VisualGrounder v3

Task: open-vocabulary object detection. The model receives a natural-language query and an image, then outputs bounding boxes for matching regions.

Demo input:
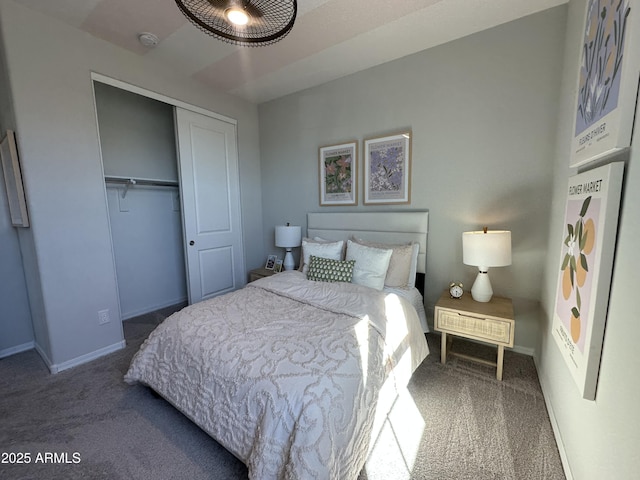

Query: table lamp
[462,228,512,302]
[275,224,302,271]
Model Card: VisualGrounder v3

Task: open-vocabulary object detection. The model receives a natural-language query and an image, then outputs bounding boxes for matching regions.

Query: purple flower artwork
[364,133,411,204]
[369,145,404,192]
[575,0,631,136]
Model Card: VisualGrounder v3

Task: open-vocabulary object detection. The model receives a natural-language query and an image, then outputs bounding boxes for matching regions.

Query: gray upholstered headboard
[306,211,429,275]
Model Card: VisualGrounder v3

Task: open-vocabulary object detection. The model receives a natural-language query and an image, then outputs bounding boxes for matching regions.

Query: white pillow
[299,238,344,274]
[407,242,420,288]
[313,236,347,259]
[351,236,419,288]
[345,240,392,291]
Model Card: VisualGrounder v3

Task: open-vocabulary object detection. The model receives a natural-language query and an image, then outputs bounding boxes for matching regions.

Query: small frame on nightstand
[265,255,277,270]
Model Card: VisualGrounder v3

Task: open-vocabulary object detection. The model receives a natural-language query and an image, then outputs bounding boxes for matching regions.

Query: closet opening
[94,82,188,320]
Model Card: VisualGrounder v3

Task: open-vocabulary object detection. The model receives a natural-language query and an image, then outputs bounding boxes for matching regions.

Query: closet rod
[105,176,179,199]
[104,176,179,188]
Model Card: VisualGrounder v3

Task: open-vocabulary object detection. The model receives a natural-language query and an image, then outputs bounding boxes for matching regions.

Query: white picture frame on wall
[318,141,357,206]
[363,131,411,205]
[570,0,640,167]
[0,130,29,228]
[552,162,624,400]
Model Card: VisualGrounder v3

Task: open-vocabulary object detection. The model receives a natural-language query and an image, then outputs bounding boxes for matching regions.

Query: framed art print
[363,131,411,205]
[0,130,29,227]
[265,255,277,270]
[552,162,624,399]
[318,142,357,206]
[570,0,640,167]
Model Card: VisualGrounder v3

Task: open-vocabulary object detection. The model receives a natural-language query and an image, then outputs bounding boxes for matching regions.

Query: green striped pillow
[307,255,355,283]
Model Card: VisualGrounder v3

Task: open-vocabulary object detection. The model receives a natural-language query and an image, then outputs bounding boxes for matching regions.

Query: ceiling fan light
[174,0,297,47]
[225,8,249,26]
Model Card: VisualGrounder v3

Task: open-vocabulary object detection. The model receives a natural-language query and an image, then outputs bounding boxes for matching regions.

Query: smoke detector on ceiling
[138,32,159,48]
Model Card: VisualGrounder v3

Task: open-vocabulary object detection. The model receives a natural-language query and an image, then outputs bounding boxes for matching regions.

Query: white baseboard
[534,356,573,480]
[34,342,53,369]
[512,345,535,356]
[40,340,126,374]
[0,341,35,359]
[121,296,187,320]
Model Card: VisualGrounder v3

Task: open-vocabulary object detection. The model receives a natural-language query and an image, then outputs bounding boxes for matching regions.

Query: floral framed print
[570,0,640,167]
[318,141,357,206]
[363,131,411,205]
[552,162,624,400]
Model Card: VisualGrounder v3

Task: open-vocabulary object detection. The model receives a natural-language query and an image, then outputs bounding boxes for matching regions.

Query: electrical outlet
[98,309,110,325]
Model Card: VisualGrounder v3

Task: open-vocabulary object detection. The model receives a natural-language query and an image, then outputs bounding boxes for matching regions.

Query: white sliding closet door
[175,107,244,304]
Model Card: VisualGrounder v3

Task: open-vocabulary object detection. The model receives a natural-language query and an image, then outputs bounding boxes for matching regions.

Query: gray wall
[105,185,186,319]
[0,0,263,370]
[0,18,33,357]
[0,171,34,356]
[538,0,640,478]
[95,82,178,183]
[258,7,567,352]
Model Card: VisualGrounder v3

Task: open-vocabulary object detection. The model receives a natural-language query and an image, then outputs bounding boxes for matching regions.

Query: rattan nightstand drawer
[436,309,513,345]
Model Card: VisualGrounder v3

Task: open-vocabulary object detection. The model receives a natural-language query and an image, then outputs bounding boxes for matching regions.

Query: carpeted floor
[0,305,565,480]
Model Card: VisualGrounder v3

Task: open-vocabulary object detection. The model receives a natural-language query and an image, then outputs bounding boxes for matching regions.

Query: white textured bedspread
[124,271,428,479]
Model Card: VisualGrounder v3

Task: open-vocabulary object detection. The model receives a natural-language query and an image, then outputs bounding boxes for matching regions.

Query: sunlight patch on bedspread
[384,294,409,359]
[355,316,370,387]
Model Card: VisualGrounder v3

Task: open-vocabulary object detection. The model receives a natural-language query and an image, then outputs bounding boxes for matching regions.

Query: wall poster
[552,162,624,400]
[363,131,411,205]
[319,141,357,206]
[570,0,639,167]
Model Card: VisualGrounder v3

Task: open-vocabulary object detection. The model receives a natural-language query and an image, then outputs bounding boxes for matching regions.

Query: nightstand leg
[497,345,504,381]
[441,332,447,364]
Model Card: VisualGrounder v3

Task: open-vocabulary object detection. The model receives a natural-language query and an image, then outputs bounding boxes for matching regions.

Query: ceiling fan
[174,0,297,46]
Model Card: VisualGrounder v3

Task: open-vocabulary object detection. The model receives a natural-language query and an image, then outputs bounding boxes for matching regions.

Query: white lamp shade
[462,230,512,270]
[275,225,302,248]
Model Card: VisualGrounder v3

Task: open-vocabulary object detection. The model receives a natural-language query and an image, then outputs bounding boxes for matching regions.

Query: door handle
[189,240,195,246]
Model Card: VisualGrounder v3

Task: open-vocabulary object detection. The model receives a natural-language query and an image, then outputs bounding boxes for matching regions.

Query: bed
[125,211,429,479]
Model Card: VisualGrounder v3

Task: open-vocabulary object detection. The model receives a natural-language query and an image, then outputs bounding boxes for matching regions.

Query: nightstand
[248,268,278,282]
[434,289,515,380]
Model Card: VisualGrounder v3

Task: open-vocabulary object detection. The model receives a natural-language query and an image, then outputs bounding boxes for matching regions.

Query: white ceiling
[15,0,567,104]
